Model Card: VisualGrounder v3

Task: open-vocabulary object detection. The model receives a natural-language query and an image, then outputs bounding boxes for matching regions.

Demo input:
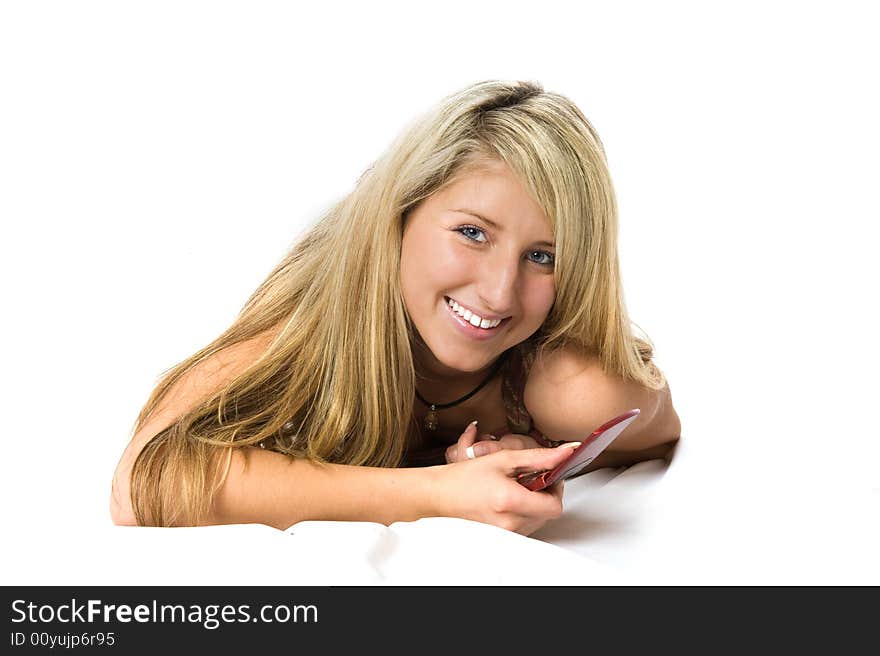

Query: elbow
[654,382,681,445]
[109,492,137,526]
[660,412,681,448]
[109,473,138,526]
[657,399,681,463]
[667,401,682,445]
[111,511,137,527]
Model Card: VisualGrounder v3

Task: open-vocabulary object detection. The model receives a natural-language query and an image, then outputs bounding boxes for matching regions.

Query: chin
[431,350,478,373]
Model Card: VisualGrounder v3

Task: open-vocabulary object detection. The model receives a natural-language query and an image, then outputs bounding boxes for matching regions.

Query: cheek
[403,240,461,295]
[522,278,556,323]
[400,234,461,312]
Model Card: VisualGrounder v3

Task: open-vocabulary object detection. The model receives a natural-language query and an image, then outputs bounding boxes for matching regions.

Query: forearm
[208,447,445,530]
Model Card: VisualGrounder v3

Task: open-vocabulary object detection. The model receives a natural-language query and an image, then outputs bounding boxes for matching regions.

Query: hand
[444,422,543,464]
[434,445,578,536]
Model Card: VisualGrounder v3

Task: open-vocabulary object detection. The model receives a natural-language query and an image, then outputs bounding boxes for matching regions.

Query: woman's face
[400,158,556,378]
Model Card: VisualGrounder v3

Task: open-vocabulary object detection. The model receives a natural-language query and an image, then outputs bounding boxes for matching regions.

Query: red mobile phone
[516,408,641,491]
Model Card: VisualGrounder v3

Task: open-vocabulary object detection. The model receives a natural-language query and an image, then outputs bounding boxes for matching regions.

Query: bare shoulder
[110,327,279,524]
[523,344,680,451]
[141,327,280,428]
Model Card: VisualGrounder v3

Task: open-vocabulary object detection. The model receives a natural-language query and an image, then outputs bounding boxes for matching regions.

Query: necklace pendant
[424,405,438,431]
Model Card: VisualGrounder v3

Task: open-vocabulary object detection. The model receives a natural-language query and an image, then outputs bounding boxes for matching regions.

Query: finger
[514,513,557,536]
[495,434,533,450]
[445,421,480,462]
[467,440,505,459]
[509,479,565,522]
[502,442,581,476]
[544,479,565,505]
[459,420,480,449]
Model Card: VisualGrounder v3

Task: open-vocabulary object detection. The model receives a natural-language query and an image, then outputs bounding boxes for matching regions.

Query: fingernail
[469,420,478,429]
[487,434,498,441]
[557,441,581,449]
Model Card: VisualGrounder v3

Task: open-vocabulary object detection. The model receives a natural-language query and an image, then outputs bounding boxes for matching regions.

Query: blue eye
[528,250,555,267]
[456,226,487,243]
[455,225,555,268]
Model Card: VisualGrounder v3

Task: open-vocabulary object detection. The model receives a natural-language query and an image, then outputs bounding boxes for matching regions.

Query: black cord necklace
[415,351,509,431]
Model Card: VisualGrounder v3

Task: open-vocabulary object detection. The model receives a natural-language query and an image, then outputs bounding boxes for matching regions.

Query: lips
[444,296,510,325]
[443,296,511,340]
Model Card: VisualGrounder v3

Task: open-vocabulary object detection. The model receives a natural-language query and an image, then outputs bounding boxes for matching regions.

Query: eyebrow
[450,209,555,248]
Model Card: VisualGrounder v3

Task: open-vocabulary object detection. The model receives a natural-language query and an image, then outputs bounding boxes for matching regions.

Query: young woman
[110,80,681,536]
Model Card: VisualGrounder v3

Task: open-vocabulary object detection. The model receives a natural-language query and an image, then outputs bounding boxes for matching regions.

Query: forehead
[425,159,551,232]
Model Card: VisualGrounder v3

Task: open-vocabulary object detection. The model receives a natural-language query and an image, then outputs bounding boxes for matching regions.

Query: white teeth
[446,298,502,330]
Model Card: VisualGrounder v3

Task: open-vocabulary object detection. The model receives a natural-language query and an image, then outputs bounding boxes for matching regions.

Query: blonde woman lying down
[110,80,681,536]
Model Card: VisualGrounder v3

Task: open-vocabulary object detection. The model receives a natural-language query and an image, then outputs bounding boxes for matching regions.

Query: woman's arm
[112,433,443,531]
[195,447,444,530]
[523,346,681,468]
[114,435,574,533]
[110,332,277,526]
[111,336,575,534]
[111,333,445,529]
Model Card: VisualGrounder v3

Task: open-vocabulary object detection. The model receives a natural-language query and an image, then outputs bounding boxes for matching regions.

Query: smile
[443,296,511,339]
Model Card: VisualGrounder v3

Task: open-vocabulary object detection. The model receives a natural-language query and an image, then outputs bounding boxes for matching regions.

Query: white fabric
[23,464,659,586]
[12,449,878,585]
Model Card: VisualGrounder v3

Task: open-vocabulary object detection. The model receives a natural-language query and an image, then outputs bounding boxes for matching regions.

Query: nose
[476,250,520,317]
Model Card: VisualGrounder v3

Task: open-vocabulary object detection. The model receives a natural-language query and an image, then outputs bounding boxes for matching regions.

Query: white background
[1,1,877,584]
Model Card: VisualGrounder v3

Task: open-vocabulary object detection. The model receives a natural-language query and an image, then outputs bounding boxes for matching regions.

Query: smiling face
[400,158,556,382]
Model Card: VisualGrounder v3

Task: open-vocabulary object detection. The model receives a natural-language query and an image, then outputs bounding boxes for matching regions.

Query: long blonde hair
[129,79,665,526]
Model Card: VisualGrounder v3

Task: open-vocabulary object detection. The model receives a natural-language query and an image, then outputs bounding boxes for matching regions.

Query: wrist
[418,464,450,519]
